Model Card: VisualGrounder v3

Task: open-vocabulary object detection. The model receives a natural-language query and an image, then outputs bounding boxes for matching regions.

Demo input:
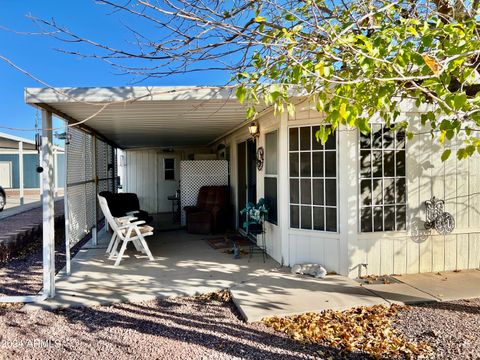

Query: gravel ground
[0,234,88,297]
[0,296,325,360]
[394,298,480,360]
[1,294,480,359]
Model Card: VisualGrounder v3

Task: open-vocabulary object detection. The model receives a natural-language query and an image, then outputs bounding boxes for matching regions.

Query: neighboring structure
[23,86,480,301]
[0,131,65,205]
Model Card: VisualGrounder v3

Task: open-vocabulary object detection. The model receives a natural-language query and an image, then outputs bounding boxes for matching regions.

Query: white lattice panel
[180,160,228,225]
[67,184,88,245]
[67,129,118,247]
[67,128,86,184]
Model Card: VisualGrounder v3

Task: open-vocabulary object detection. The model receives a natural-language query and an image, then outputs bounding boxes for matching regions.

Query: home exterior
[0,131,65,201]
[24,86,480,296]
[213,101,480,278]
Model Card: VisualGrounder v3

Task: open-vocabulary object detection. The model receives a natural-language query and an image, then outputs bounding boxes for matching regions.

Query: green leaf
[246,106,256,119]
[315,62,325,76]
[285,14,295,21]
[439,120,452,131]
[466,145,476,156]
[254,16,266,23]
[407,26,419,37]
[454,92,467,110]
[420,114,428,126]
[323,65,332,78]
[236,85,246,104]
[439,130,446,144]
[316,99,324,112]
[445,129,455,140]
[287,103,295,117]
[292,65,303,83]
[441,149,451,162]
[457,148,467,160]
[316,126,331,145]
[339,103,349,120]
[357,118,370,135]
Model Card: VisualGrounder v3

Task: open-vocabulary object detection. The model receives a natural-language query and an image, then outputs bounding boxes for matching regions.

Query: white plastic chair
[98,194,155,266]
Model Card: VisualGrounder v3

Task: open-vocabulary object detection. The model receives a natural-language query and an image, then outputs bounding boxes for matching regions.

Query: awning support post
[18,141,24,206]
[41,109,55,297]
[92,135,98,246]
[64,121,71,276]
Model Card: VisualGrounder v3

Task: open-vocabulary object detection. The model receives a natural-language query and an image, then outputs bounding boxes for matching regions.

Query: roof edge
[25,85,236,104]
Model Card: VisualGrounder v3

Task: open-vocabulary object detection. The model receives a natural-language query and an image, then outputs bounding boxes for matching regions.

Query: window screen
[359,125,406,232]
[289,126,337,231]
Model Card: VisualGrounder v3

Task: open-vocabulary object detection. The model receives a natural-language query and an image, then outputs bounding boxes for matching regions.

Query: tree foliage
[236,0,480,160]
[32,0,480,159]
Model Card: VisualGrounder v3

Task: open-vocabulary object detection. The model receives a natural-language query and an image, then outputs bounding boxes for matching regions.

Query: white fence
[65,127,117,273]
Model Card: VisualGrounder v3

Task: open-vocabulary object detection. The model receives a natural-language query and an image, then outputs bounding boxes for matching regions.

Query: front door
[237,139,257,228]
[0,162,12,188]
[157,153,180,213]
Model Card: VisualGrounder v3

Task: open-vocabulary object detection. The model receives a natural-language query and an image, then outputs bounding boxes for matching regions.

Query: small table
[167,195,181,223]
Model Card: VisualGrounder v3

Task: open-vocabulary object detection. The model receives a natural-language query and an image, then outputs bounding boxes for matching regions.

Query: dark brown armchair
[184,186,229,234]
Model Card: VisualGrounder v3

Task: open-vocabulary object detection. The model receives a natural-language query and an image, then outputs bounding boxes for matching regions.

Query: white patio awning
[25,86,266,149]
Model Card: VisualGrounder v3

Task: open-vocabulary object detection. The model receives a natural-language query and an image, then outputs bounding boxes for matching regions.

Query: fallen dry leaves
[0,302,23,315]
[359,275,394,285]
[263,304,431,359]
[196,289,232,303]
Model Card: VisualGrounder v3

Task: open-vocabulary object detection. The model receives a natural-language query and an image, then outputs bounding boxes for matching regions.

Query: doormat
[204,235,251,250]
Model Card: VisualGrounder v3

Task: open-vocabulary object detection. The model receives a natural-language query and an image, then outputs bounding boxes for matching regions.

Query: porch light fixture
[248,121,259,139]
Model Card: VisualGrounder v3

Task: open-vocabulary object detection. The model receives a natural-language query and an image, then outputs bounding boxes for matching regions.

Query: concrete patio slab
[230,269,388,322]
[362,282,438,304]
[392,270,480,301]
[24,230,279,311]
[24,227,479,321]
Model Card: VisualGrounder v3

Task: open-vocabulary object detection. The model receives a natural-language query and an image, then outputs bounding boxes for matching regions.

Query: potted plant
[240,198,268,235]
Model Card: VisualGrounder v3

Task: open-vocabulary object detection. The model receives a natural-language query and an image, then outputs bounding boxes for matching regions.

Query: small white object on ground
[291,263,327,278]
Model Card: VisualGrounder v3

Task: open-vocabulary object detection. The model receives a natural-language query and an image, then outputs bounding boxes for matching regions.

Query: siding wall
[216,102,480,277]
[0,152,64,189]
[124,148,214,214]
[348,115,480,277]
[125,150,158,213]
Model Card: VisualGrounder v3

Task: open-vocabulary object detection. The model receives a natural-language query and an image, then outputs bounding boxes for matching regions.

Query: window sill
[357,231,408,239]
[289,228,340,239]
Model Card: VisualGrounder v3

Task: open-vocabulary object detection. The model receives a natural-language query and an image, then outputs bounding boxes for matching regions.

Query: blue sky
[0,1,230,140]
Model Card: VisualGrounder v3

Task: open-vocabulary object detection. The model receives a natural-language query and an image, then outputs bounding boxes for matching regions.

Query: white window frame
[357,125,407,233]
[164,158,176,181]
[288,125,339,233]
[264,129,278,225]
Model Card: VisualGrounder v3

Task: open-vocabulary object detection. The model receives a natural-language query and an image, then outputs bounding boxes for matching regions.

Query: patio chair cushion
[99,191,153,224]
[120,225,154,237]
